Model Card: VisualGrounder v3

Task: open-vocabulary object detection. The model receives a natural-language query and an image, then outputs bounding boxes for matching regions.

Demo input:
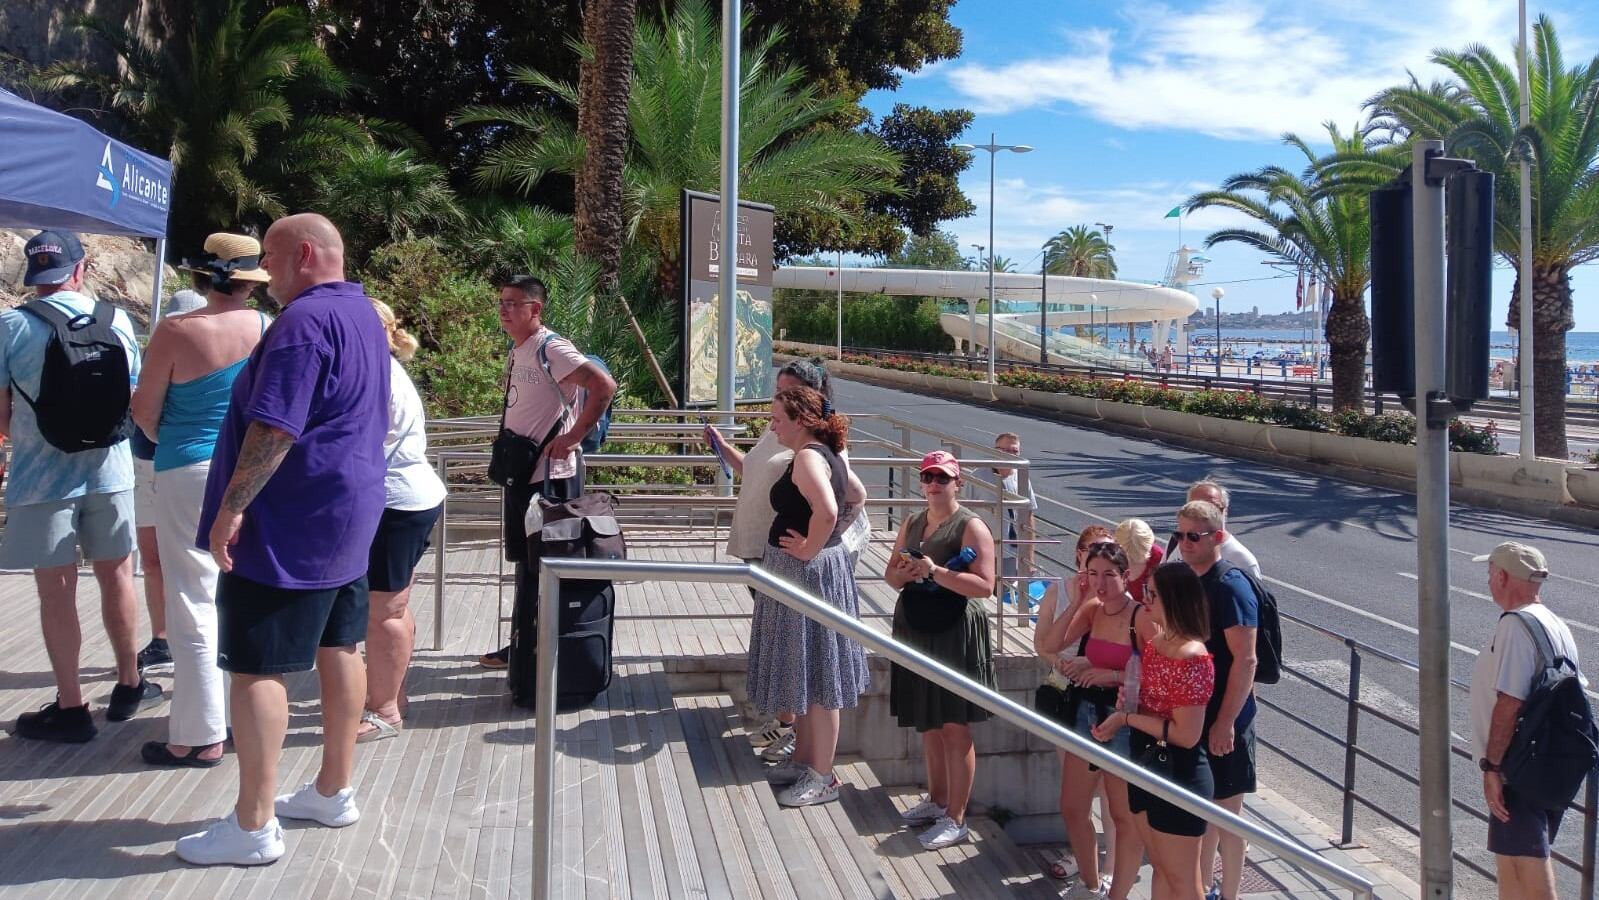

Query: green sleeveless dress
[889,506,997,732]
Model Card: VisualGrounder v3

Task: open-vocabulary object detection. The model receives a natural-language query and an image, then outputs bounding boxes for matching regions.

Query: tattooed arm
[207,421,297,571]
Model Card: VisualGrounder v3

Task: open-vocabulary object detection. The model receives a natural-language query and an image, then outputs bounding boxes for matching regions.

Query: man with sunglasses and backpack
[1176,499,1260,900]
[478,274,615,669]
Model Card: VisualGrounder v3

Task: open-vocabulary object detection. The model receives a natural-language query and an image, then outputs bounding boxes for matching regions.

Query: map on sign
[680,190,775,405]
[687,288,774,404]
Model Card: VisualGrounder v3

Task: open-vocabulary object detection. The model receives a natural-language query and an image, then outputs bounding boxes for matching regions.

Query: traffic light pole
[1412,139,1454,900]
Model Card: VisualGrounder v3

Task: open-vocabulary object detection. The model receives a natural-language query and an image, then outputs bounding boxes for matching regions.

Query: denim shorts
[1073,698,1132,761]
[216,572,369,675]
[1489,786,1566,858]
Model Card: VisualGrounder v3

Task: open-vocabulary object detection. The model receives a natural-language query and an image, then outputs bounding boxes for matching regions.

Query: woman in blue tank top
[130,232,272,768]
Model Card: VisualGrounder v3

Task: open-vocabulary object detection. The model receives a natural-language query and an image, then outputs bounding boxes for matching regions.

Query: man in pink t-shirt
[479,274,616,668]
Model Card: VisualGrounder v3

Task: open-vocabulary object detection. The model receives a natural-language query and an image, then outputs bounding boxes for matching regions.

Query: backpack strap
[1505,609,1571,672]
[534,331,578,421]
[10,300,82,411]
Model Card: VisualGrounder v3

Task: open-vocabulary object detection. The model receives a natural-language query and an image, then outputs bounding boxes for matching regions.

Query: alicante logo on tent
[95,142,122,208]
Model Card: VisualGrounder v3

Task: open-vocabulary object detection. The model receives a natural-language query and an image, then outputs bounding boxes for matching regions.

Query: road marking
[1396,572,1599,636]
[1287,658,1423,729]
[1265,575,1483,658]
[1037,492,1118,526]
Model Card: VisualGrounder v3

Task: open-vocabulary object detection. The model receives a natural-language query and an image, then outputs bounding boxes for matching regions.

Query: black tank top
[767,442,848,548]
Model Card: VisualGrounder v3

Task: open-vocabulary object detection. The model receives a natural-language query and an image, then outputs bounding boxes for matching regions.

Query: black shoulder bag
[488,337,556,488]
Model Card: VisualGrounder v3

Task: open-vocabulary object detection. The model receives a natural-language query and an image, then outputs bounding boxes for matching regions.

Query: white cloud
[942,0,1537,140]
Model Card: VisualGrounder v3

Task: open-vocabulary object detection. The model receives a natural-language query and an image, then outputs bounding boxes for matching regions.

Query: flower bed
[827,352,1500,455]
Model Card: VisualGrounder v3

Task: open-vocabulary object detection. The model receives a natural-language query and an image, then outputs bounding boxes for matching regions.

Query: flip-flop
[1048,855,1079,880]
[142,740,224,768]
[356,711,401,743]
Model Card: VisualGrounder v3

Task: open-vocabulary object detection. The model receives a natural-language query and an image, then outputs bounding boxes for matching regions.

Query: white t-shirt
[1470,602,1584,759]
[383,357,447,511]
[503,327,587,480]
[1175,533,1261,578]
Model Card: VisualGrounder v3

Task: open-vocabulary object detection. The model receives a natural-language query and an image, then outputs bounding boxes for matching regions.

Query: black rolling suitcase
[508,484,626,712]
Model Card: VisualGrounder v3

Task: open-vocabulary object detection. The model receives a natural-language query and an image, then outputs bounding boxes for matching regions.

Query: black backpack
[1500,610,1599,812]
[1216,561,1285,685]
[11,299,133,452]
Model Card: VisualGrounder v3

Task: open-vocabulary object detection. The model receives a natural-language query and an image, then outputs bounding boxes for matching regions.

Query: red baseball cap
[920,450,960,478]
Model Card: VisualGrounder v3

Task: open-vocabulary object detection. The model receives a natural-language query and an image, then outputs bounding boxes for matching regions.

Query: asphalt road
[833,375,1599,898]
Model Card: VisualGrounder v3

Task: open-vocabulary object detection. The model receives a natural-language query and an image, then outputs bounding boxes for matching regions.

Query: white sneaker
[748,719,792,748]
[274,781,360,827]
[175,812,285,866]
[917,815,970,850]
[776,766,841,807]
[759,730,796,762]
[900,795,946,826]
[765,759,806,786]
[1063,877,1111,899]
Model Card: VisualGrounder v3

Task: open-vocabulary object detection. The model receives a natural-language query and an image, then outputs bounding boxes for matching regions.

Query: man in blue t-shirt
[178,214,389,867]
[1,231,160,744]
[1178,498,1261,900]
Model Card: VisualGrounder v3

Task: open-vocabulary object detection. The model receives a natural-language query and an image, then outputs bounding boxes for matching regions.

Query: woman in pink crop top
[1044,542,1144,899]
[1093,562,1215,899]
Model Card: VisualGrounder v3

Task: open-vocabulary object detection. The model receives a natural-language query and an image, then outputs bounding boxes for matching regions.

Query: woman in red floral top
[1092,562,1215,900]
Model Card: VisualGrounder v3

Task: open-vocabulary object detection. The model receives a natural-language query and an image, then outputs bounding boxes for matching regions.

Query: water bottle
[1120,645,1142,714]
[943,546,976,571]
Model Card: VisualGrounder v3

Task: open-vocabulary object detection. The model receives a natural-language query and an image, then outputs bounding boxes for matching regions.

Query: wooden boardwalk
[0,528,1411,898]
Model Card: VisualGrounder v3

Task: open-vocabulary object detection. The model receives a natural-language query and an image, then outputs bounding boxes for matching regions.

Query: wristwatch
[1479,758,1501,773]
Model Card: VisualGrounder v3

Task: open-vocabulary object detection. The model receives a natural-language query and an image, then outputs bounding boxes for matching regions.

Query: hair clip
[821,400,833,417]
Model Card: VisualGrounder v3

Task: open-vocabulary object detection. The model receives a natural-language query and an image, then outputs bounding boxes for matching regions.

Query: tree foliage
[1044,225,1117,278]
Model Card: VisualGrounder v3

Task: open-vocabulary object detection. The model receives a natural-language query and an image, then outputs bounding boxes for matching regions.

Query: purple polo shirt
[197,281,390,590]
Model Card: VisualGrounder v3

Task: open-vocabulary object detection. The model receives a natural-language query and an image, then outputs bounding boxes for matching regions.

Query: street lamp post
[955,134,1033,383]
[1039,242,1050,364]
[1211,287,1225,378]
[968,243,984,359]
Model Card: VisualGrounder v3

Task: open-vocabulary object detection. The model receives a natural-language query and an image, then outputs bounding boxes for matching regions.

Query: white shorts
[0,490,136,570]
[134,457,157,527]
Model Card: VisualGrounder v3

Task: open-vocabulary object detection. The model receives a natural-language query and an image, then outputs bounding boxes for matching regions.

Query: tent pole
[150,238,167,330]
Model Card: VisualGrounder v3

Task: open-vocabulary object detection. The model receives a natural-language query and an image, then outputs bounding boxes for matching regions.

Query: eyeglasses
[1173,529,1217,543]
[496,299,536,309]
[919,472,954,485]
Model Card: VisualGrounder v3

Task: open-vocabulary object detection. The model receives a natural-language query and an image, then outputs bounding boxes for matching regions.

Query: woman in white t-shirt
[357,300,448,742]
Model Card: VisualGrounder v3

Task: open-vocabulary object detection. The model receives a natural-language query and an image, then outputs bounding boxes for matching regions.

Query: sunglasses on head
[1084,543,1128,568]
[920,471,954,485]
[1173,529,1217,543]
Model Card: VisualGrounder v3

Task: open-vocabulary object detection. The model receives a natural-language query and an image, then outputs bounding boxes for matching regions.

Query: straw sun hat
[186,232,270,284]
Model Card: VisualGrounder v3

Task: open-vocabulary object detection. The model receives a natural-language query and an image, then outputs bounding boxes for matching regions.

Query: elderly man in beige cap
[1469,541,1583,899]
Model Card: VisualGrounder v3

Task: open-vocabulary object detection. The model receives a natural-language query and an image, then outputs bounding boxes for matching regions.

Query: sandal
[1048,854,1079,881]
[356,710,402,743]
[142,740,224,768]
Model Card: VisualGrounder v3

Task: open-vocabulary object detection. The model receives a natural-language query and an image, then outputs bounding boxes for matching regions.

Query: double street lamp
[955,134,1033,382]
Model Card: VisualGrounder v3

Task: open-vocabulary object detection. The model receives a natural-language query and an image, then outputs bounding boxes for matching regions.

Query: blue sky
[860,0,1599,330]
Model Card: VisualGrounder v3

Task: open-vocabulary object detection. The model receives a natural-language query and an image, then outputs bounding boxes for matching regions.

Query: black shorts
[1489,786,1566,858]
[502,471,582,564]
[1128,730,1214,837]
[1206,717,1258,799]
[216,572,370,675]
[368,504,442,592]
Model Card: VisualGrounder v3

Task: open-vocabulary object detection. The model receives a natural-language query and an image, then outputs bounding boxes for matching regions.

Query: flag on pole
[1165,206,1182,218]
[1295,270,1305,309]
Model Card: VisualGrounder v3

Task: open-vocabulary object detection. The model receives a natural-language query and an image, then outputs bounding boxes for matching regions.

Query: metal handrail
[529,557,1378,900]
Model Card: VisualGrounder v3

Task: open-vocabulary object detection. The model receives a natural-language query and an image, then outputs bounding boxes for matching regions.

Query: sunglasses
[1084,543,1129,568]
[1173,529,1217,543]
[920,471,955,485]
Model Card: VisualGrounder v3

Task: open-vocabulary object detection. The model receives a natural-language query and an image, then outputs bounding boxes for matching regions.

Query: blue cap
[23,230,86,287]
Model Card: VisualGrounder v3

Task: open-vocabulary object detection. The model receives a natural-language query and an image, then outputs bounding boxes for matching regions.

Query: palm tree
[1359,15,1599,457]
[1044,225,1117,278]
[1187,124,1401,410]
[310,147,465,267]
[573,0,637,296]
[456,0,902,300]
[53,1,351,255]
[988,255,1018,273]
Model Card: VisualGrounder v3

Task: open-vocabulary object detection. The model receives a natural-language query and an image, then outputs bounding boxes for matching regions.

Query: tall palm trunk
[573,0,677,405]
[1325,288,1370,411]
[1531,266,1573,458]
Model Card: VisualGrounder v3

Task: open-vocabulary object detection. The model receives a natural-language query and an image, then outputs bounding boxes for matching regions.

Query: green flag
[1165,205,1182,218]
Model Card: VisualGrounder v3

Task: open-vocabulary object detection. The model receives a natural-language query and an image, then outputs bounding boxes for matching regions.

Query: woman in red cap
[884,450,998,851]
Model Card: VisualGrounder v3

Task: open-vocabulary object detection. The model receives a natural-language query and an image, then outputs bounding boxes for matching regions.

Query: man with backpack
[2,230,160,742]
[478,274,616,669]
[1177,498,1261,900]
[1471,541,1590,899]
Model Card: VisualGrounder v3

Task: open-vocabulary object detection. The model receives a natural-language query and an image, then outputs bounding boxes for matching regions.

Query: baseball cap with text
[1473,541,1550,583]
[23,231,86,287]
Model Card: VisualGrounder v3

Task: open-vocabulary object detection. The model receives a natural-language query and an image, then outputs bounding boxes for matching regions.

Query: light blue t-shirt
[0,291,141,507]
